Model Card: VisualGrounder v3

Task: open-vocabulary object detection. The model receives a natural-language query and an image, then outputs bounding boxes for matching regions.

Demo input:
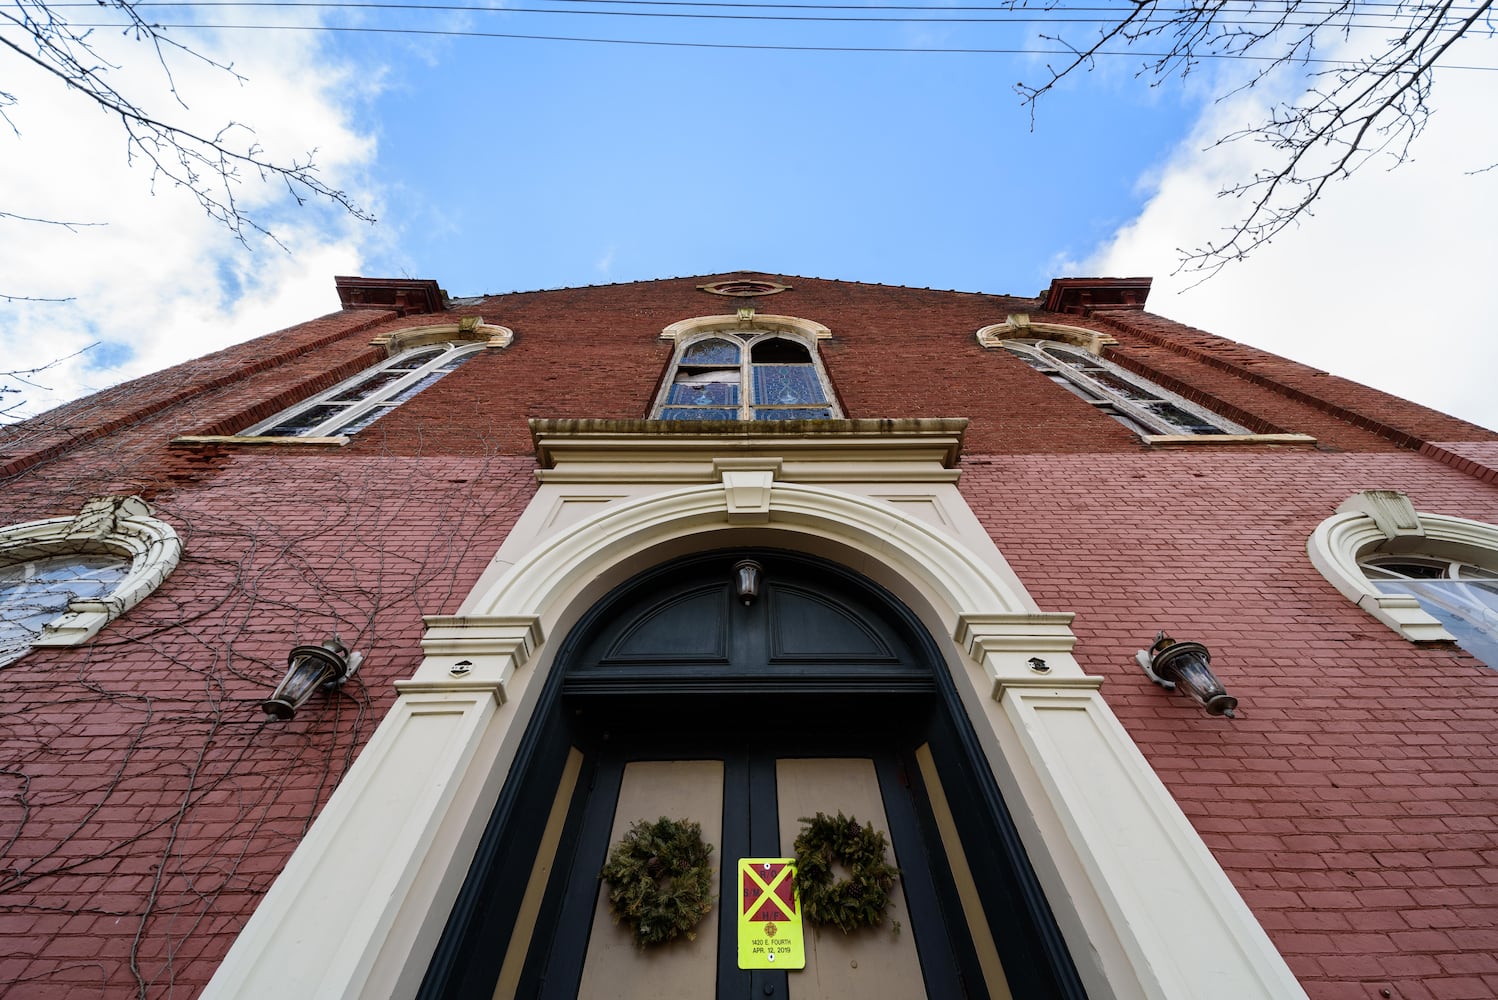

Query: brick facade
[2,274,1496,998]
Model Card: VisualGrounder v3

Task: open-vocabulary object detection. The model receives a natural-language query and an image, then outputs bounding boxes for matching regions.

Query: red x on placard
[742,861,797,922]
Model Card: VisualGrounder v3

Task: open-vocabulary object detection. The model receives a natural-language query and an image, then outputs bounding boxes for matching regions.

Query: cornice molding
[529,418,967,481]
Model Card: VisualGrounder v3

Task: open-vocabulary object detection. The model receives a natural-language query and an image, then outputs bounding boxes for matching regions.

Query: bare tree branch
[0,0,373,254]
[0,345,96,422]
[1014,0,1497,275]
[0,210,104,230]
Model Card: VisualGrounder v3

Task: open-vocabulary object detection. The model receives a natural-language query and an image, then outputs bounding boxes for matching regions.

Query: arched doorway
[419,549,1085,999]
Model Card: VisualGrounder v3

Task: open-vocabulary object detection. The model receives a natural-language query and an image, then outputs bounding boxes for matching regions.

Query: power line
[83,0,1498,11]
[109,4,1468,24]
[48,0,1490,27]
[80,17,1498,66]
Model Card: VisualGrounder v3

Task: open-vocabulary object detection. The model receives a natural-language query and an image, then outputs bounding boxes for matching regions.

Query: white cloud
[595,245,618,277]
[1087,54,1498,432]
[0,13,383,419]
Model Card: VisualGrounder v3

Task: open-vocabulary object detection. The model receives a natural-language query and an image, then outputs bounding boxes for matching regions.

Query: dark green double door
[418,551,1086,1000]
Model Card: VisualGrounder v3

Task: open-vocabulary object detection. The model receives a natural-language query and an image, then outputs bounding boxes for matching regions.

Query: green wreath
[598,816,715,948]
[793,811,900,934]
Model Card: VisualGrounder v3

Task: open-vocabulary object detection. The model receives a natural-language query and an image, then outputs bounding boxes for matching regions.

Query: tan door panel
[576,760,725,1000]
[775,758,927,1000]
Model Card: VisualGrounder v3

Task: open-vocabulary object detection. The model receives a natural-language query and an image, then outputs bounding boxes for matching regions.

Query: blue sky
[3,2,1496,429]
[352,8,1196,295]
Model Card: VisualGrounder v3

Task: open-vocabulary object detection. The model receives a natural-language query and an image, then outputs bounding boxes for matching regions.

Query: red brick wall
[0,454,536,999]
[3,275,1497,999]
[1093,309,1490,449]
[0,310,393,481]
[5,276,1493,484]
[963,451,1498,1000]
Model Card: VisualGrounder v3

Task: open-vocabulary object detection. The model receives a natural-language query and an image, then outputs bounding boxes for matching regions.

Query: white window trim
[175,322,514,446]
[369,319,513,353]
[660,313,831,344]
[975,314,1118,354]
[244,340,488,438]
[652,314,840,420]
[1,496,181,654]
[997,338,1252,436]
[1308,490,1498,644]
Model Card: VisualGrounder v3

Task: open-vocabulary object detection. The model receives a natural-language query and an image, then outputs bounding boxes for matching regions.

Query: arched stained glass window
[660,338,743,420]
[245,341,485,438]
[657,333,838,421]
[1002,339,1248,437]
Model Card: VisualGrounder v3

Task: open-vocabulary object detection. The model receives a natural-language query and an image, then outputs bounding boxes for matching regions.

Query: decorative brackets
[1336,489,1423,540]
[400,615,545,706]
[715,458,782,524]
[955,612,1103,699]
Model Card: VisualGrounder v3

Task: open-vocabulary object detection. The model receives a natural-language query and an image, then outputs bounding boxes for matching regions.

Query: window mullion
[1087,379,1177,434]
[245,361,386,437]
[1056,348,1234,435]
[1054,367,1176,435]
[317,344,469,435]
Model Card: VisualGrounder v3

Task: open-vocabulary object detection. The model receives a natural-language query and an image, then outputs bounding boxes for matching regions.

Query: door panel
[774,758,927,1000]
[546,747,970,1000]
[576,760,724,999]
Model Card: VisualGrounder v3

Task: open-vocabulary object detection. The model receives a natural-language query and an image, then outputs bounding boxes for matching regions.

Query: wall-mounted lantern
[733,559,764,606]
[1135,631,1238,718]
[262,636,363,720]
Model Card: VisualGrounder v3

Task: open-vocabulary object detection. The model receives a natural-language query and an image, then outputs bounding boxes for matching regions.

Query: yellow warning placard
[737,858,806,970]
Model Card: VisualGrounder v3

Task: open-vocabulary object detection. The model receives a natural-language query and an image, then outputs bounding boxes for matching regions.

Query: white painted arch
[2,495,181,657]
[458,479,1041,628]
[660,312,831,343]
[205,458,1307,1000]
[975,314,1118,354]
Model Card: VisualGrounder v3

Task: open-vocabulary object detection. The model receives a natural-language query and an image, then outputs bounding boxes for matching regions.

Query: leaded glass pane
[1008,350,1054,372]
[1049,375,1104,403]
[1148,403,1225,435]
[329,367,411,403]
[261,404,348,437]
[1006,339,1244,437]
[1,555,129,662]
[386,348,446,371]
[681,339,741,366]
[752,365,825,407]
[667,380,739,406]
[333,404,399,437]
[1102,407,1156,434]
[384,369,454,406]
[327,360,467,435]
[753,408,835,420]
[1090,370,1162,402]
[247,344,481,438]
[1047,347,1105,370]
[1373,579,1498,668]
[660,407,739,421]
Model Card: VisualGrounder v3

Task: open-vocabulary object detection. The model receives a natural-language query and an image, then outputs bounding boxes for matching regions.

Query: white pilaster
[959,614,1309,1000]
[201,617,540,1000]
